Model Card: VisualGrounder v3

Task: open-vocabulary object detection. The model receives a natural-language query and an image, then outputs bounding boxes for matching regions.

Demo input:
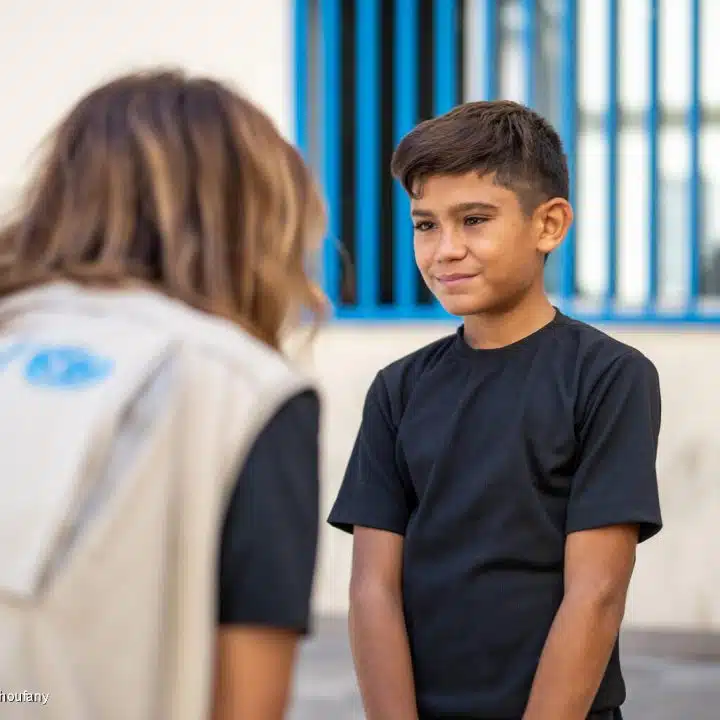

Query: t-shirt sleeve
[218,390,320,633]
[327,373,413,536]
[566,350,662,543]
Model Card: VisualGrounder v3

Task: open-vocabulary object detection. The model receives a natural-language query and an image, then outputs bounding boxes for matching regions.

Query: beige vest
[0,282,316,720]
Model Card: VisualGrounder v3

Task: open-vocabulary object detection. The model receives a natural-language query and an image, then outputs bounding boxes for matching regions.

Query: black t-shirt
[218,390,320,634]
[328,310,662,719]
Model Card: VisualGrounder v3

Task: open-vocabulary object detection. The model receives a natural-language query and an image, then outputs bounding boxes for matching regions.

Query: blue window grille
[295,0,719,324]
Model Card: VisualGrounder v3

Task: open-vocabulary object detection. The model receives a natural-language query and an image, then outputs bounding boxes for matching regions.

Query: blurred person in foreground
[0,70,325,720]
[328,101,662,720]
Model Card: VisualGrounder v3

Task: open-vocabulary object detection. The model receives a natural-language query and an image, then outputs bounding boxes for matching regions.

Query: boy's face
[410,172,569,316]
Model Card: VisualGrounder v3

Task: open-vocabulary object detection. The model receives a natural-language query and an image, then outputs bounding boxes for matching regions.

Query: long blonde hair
[0,70,327,349]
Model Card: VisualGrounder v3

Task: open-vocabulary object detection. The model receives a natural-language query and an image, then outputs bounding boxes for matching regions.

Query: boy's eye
[413,220,435,232]
[464,216,488,226]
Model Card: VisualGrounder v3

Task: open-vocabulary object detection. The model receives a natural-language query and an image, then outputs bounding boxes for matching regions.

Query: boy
[327,101,662,720]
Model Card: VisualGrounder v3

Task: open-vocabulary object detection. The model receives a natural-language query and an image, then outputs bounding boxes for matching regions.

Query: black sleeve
[327,373,412,536]
[566,350,662,543]
[218,390,320,633]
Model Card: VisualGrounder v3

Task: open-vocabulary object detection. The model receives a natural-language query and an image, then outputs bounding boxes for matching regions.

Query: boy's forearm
[522,591,626,720]
[349,586,419,720]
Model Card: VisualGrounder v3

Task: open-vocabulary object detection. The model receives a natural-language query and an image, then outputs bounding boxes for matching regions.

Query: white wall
[0,0,293,210]
[310,325,720,634]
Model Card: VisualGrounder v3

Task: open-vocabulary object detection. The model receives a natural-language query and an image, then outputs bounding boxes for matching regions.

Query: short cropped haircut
[391,100,569,214]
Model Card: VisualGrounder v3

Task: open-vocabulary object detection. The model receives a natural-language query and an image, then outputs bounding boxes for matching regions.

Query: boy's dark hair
[391,100,569,215]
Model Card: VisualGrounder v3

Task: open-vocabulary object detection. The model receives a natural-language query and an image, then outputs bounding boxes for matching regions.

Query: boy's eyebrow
[411,201,500,217]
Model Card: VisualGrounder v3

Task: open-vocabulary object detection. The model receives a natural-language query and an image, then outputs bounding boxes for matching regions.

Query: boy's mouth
[435,273,478,287]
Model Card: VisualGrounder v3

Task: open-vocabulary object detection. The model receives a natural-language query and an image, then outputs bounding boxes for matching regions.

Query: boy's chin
[436,295,501,317]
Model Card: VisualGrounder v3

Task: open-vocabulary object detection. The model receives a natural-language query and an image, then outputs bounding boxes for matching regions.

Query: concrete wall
[309,325,720,634]
[0,0,293,206]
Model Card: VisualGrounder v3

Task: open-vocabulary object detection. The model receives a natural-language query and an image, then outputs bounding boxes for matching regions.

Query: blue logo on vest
[24,346,114,389]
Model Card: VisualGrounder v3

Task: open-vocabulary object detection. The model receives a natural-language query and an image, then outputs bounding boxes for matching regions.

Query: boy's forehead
[410,172,514,210]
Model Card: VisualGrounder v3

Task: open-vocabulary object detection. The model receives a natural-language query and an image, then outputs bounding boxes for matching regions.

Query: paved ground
[289,618,720,719]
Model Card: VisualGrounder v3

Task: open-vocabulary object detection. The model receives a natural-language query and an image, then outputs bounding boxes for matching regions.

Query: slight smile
[434,273,478,287]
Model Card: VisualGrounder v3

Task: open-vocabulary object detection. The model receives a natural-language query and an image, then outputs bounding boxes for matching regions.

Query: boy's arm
[522,523,638,720]
[349,526,418,720]
[328,371,417,717]
[524,350,662,720]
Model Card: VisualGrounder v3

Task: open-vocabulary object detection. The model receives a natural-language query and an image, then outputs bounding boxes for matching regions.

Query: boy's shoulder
[381,328,458,376]
[554,311,658,378]
[370,329,458,414]
[380,332,457,383]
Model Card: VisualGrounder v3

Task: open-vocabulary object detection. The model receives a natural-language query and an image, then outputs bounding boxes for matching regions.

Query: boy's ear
[535,198,573,255]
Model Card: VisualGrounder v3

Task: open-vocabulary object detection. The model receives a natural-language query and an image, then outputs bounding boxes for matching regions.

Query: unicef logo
[23,346,114,389]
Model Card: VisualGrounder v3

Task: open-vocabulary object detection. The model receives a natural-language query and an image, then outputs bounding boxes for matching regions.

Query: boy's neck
[462,291,556,350]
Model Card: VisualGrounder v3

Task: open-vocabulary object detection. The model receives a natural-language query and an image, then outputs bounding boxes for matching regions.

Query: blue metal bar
[647,0,659,306]
[559,0,577,299]
[688,0,701,303]
[356,0,380,310]
[293,0,309,156]
[434,0,457,114]
[394,0,418,310]
[522,0,537,107]
[320,0,341,305]
[483,0,498,99]
[606,0,619,303]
